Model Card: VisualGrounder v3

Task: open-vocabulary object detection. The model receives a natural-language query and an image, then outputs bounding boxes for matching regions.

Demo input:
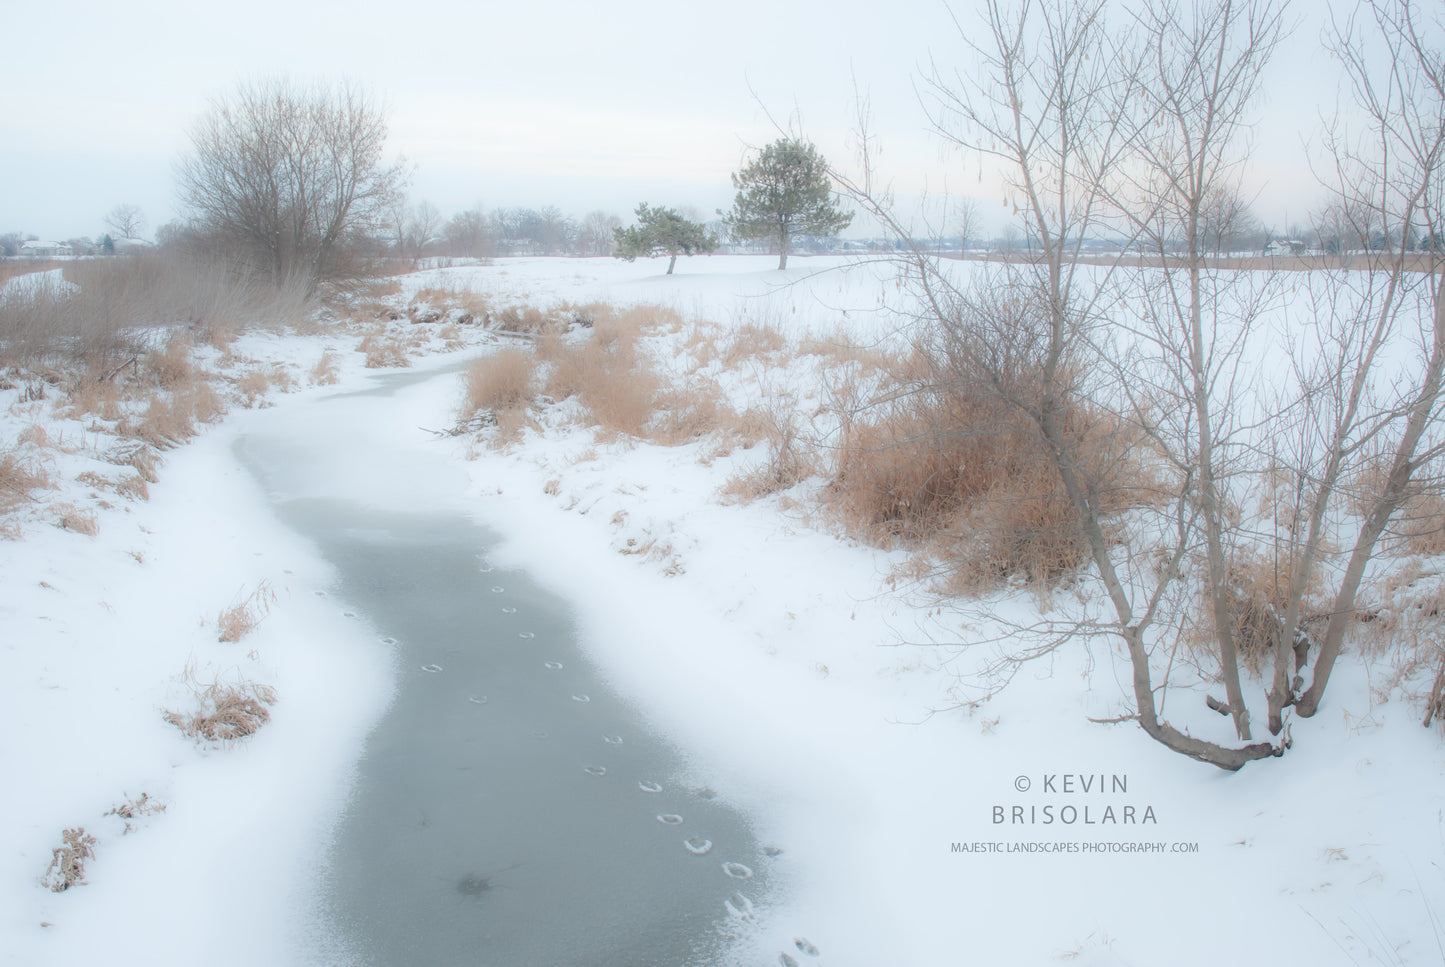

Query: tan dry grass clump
[720,401,819,502]
[105,793,167,835]
[536,311,659,437]
[145,335,195,389]
[52,502,99,536]
[217,582,276,643]
[461,348,537,417]
[723,322,787,366]
[164,675,277,743]
[310,351,340,385]
[830,387,1133,587]
[120,383,225,450]
[0,445,57,509]
[358,328,410,368]
[43,828,97,892]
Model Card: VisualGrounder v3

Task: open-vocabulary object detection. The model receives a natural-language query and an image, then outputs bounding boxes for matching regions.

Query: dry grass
[236,368,271,407]
[830,385,1133,587]
[358,327,410,368]
[461,348,537,418]
[310,351,340,385]
[410,286,490,324]
[720,400,819,502]
[2,252,310,370]
[145,335,195,389]
[119,383,225,450]
[105,442,159,483]
[42,828,97,892]
[651,381,736,446]
[0,445,56,509]
[724,322,788,366]
[217,582,275,643]
[52,502,99,535]
[104,793,166,835]
[164,671,277,743]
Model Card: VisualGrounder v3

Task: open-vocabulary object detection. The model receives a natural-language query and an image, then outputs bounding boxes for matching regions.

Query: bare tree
[177,78,406,290]
[1288,0,1445,720]
[837,0,1290,768]
[402,201,443,264]
[104,204,146,240]
[577,210,621,256]
[1113,0,1288,743]
[444,205,494,259]
[956,197,979,256]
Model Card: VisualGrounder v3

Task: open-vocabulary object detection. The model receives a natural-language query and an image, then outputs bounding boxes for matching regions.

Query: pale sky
[2,0,1340,243]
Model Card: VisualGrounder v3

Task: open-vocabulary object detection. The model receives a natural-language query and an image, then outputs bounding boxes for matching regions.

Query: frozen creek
[234,363,776,966]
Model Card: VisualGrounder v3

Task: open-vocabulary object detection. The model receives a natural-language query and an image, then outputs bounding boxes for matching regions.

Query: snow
[3,254,1443,966]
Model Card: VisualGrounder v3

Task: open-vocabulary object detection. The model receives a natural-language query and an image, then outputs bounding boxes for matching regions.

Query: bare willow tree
[1284,0,1445,721]
[834,0,1295,768]
[177,78,406,291]
[1114,0,1288,744]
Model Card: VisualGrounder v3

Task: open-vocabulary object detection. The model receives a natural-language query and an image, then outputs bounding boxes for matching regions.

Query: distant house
[19,240,73,257]
[1262,238,1307,257]
[112,237,154,254]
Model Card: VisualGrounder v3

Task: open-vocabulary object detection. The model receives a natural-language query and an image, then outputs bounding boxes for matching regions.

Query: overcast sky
[3,0,1341,242]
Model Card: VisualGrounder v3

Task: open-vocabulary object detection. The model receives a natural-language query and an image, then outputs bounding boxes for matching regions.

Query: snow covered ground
[2,254,1442,966]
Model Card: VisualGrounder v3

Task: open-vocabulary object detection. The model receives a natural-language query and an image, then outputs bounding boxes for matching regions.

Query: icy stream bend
[234,363,775,966]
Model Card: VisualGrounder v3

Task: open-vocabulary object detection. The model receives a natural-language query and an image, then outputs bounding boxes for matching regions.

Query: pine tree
[722,139,852,269]
[613,203,718,275]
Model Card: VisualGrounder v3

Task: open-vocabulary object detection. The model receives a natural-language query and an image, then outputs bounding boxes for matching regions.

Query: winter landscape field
[0,252,1442,966]
[6,0,1445,963]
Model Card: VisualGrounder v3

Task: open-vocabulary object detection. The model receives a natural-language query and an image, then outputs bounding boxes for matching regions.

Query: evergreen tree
[613,203,718,275]
[722,139,852,269]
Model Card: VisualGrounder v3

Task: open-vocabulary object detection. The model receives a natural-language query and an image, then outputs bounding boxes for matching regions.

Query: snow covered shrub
[42,828,96,892]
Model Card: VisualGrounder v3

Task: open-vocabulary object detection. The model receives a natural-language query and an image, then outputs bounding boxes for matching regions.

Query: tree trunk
[667,254,676,275]
[1297,273,1445,717]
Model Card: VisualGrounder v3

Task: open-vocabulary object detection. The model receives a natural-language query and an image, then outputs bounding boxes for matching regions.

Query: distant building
[19,240,73,257]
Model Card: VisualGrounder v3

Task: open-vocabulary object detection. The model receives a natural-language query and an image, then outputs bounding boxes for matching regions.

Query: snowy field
[2,254,1443,966]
